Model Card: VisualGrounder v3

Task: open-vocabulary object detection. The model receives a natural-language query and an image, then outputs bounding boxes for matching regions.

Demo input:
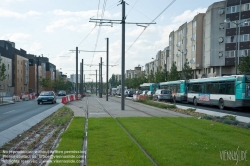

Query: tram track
[94,97,159,166]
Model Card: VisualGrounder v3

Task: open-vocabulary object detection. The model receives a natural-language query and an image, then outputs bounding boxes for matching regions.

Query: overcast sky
[0,0,220,82]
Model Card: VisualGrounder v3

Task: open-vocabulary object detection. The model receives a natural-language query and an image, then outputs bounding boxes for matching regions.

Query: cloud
[46,18,80,32]
[0,8,41,18]
[29,42,43,53]
[52,9,119,19]
[171,8,207,24]
[0,33,30,42]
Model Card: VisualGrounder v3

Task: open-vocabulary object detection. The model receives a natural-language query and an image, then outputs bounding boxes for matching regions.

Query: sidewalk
[67,95,190,118]
[0,97,14,106]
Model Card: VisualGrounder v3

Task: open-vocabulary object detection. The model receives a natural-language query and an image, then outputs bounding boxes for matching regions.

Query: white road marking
[3,110,16,114]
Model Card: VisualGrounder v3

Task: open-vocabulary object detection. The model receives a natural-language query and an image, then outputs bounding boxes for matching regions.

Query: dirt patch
[0,106,74,166]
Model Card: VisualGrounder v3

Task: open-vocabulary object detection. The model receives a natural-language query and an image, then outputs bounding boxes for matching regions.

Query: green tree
[182,59,193,80]
[155,66,166,83]
[148,70,155,83]
[168,62,180,81]
[39,77,52,89]
[238,54,250,74]
[0,57,7,81]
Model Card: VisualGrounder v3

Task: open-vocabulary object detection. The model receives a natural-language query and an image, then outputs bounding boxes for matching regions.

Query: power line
[78,25,96,47]
[115,0,177,65]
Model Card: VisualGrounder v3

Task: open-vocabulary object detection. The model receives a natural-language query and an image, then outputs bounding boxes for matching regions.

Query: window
[241,34,250,42]
[192,21,196,28]
[225,51,236,58]
[169,36,172,41]
[227,6,239,14]
[241,3,250,11]
[192,45,196,51]
[226,36,237,43]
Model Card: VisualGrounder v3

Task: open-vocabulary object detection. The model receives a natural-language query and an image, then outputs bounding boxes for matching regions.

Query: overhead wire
[89,0,108,75]
[115,0,177,65]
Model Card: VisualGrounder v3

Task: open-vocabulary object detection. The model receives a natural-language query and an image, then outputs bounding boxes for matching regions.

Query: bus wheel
[193,98,198,106]
[219,99,224,110]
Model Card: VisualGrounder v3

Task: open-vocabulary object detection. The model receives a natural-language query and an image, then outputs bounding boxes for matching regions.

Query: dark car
[153,89,173,102]
[58,90,66,96]
[37,91,57,105]
[127,90,135,97]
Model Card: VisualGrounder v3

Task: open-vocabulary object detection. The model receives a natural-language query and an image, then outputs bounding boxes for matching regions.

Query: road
[0,98,62,132]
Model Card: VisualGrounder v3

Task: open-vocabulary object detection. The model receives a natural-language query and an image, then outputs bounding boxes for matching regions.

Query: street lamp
[224,18,250,75]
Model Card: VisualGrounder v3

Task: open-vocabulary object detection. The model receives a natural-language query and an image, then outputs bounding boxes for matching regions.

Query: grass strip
[49,117,85,166]
[87,118,153,166]
[137,99,177,109]
[118,117,250,166]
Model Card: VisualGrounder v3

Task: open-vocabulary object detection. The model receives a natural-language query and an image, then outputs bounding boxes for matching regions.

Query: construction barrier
[132,94,140,101]
[139,94,147,100]
[62,96,68,104]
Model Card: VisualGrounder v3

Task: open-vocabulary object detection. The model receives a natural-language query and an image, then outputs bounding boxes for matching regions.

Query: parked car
[58,90,66,96]
[153,89,173,102]
[37,91,57,105]
[146,91,155,97]
[142,90,148,95]
[127,90,135,97]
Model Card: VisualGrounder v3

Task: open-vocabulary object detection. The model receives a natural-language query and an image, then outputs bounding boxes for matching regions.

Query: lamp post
[224,18,250,75]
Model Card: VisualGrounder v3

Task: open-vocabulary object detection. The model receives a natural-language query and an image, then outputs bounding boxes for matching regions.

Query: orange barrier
[133,94,140,101]
[139,94,147,100]
[70,95,73,101]
[61,96,68,104]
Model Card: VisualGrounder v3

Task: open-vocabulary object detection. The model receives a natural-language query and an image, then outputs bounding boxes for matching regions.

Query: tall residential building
[203,1,226,77]
[225,0,250,75]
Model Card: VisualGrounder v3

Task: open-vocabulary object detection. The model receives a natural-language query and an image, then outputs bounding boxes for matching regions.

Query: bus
[159,80,187,103]
[187,74,250,109]
[139,83,159,92]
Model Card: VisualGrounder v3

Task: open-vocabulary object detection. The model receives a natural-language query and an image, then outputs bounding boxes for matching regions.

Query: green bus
[187,74,250,110]
[159,80,187,103]
[139,83,159,92]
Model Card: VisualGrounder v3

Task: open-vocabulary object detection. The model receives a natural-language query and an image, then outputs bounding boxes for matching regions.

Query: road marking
[3,110,16,114]
[89,113,107,114]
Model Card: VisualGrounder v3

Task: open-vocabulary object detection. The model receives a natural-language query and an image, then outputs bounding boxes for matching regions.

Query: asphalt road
[0,98,61,132]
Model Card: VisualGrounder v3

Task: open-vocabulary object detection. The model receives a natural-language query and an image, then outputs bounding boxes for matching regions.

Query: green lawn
[48,114,250,166]
[118,117,250,166]
[87,118,153,166]
[49,117,85,166]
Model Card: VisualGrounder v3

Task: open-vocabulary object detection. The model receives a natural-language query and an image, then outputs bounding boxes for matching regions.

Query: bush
[222,119,234,125]
[187,108,196,112]
[223,115,236,121]
[203,115,213,120]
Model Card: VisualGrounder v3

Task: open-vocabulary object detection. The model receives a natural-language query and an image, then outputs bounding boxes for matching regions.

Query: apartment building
[126,66,143,79]
[14,54,29,95]
[225,0,250,74]
[203,1,226,77]
[0,40,58,96]
[0,54,12,96]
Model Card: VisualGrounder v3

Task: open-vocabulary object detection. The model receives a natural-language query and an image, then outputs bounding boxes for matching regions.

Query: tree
[168,62,180,81]
[148,70,155,83]
[155,66,166,83]
[182,59,193,80]
[238,54,250,74]
[0,57,7,81]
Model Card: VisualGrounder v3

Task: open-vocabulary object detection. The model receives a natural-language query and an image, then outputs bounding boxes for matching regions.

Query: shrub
[203,115,213,120]
[222,119,234,125]
[187,108,196,112]
[223,115,236,121]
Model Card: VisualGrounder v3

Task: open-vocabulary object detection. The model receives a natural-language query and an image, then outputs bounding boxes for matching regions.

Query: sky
[0,0,221,82]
